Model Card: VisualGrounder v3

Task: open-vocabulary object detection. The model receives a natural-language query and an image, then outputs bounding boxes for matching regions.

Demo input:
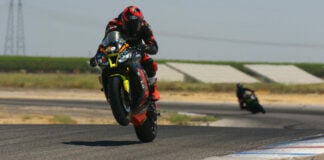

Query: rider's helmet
[121,5,144,37]
[236,83,244,89]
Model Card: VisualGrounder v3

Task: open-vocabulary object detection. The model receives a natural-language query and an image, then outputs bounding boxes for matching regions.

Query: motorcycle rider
[236,83,254,109]
[90,5,160,101]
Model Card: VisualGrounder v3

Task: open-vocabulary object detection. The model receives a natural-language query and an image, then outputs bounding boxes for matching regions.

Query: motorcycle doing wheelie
[241,90,266,114]
[94,31,158,142]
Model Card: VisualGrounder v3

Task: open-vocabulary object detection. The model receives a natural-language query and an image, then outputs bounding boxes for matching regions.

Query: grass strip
[49,115,77,124]
[1,73,324,94]
[168,112,218,125]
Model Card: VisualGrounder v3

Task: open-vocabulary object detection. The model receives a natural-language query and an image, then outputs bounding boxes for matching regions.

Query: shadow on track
[63,140,140,147]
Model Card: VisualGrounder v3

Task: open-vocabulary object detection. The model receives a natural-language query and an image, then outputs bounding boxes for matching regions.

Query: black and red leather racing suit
[99,13,158,79]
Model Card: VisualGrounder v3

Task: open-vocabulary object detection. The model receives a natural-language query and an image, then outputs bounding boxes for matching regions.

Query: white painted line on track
[203,134,324,160]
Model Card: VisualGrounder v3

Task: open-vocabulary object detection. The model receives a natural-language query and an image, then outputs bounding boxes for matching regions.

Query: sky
[1,0,324,63]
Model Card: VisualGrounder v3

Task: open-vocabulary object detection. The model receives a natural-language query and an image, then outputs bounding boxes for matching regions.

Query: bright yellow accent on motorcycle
[109,74,130,94]
[107,43,129,68]
[123,79,130,93]
[108,53,119,68]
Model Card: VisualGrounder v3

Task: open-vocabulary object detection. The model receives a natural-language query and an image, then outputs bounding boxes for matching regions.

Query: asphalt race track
[0,98,324,160]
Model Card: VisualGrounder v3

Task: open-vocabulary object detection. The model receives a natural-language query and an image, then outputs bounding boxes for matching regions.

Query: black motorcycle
[241,90,266,114]
[95,31,158,142]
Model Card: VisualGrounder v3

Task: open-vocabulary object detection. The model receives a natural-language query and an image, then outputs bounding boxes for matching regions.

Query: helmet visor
[123,16,142,36]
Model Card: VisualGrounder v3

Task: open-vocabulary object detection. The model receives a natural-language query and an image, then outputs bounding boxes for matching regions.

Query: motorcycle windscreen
[102,31,126,47]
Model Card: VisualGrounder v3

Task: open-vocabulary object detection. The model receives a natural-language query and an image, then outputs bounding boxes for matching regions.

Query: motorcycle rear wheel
[134,103,157,142]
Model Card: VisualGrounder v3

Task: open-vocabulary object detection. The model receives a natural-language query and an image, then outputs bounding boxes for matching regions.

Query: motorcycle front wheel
[107,76,131,126]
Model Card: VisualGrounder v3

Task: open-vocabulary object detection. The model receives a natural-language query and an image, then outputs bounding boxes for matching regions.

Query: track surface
[0,98,324,160]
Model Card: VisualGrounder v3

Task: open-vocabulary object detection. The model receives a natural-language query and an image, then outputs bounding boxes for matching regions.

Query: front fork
[99,74,130,93]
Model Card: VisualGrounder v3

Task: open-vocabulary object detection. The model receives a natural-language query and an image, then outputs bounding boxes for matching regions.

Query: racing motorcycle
[94,31,158,142]
[242,90,266,114]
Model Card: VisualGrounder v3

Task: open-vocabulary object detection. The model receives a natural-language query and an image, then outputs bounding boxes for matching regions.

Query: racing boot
[148,77,160,101]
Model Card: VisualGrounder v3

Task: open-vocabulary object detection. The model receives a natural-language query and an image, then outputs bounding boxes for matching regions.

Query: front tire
[107,77,131,126]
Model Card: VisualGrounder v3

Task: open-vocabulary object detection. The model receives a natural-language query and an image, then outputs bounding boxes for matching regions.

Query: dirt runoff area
[0,88,324,125]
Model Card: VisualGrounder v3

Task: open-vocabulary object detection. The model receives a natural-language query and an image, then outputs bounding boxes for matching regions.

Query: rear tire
[134,103,157,142]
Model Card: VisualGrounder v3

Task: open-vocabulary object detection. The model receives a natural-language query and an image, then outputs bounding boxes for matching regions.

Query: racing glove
[89,57,97,67]
[139,44,157,55]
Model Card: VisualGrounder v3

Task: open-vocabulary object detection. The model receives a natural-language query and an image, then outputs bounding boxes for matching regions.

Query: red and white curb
[204,134,324,160]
